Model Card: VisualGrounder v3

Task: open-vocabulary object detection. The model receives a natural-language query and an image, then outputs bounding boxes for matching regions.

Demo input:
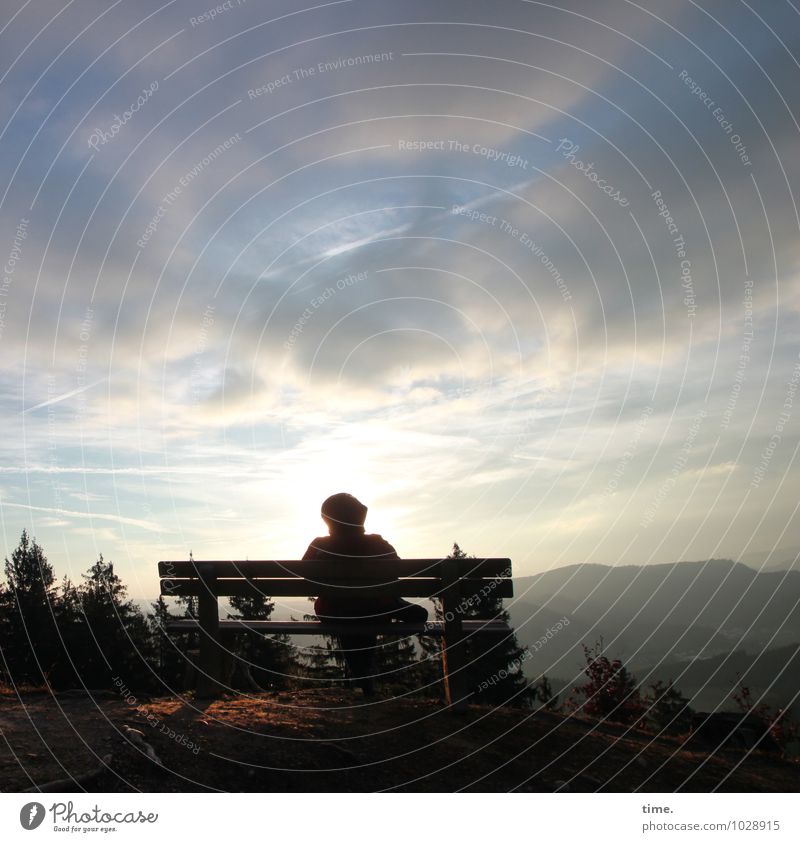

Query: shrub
[570,640,644,724]
[732,678,799,753]
[644,679,693,733]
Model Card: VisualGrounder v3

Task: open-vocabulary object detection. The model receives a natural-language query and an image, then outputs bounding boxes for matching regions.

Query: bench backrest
[158,558,513,599]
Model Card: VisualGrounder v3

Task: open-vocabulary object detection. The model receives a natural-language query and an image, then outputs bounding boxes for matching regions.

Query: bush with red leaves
[732,678,799,753]
[570,640,645,725]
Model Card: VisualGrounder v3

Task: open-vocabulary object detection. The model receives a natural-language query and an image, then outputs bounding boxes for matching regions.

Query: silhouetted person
[303,492,427,696]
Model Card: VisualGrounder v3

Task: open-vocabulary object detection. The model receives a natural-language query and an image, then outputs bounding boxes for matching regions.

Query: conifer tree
[0,530,60,684]
[148,595,187,684]
[300,634,347,688]
[374,632,421,692]
[422,543,532,706]
[51,574,84,688]
[76,554,153,688]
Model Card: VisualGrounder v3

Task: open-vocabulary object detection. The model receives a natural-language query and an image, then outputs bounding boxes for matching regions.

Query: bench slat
[164,619,512,636]
[160,577,513,599]
[158,557,511,580]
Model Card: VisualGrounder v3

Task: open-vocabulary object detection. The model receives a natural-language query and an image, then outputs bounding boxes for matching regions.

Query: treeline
[0,530,155,690]
[0,531,301,694]
[0,533,533,705]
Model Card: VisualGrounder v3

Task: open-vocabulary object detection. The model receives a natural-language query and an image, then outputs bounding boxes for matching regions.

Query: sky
[0,0,799,598]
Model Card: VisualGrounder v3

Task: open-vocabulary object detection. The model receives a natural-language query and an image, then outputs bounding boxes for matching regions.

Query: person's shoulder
[364,533,399,556]
[302,536,332,559]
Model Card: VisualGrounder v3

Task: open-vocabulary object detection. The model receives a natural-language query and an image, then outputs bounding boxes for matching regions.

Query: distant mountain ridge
[508,559,800,709]
[514,558,800,647]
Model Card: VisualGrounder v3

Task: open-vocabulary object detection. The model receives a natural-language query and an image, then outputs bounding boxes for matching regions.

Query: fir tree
[450,543,532,706]
[51,574,85,688]
[420,543,532,706]
[532,674,559,710]
[148,595,186,684]
[300,634,348,688]
[374,632,423,694]
[75,554,153,688]
[0,530,60,685]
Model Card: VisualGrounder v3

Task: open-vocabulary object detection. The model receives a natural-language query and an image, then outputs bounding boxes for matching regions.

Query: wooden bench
[158,556,513,707]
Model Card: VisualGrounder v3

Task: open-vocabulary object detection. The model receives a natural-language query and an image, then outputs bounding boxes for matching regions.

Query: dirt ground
[0,688,796,792]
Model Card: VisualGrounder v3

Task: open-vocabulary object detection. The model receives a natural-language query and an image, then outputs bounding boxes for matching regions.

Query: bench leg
[197,588,224,698]
[441,561,470,711]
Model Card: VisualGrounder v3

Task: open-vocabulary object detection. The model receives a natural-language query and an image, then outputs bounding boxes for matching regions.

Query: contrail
[0,500,164,532]
[20,377,106,415]
[321,219,417,258]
